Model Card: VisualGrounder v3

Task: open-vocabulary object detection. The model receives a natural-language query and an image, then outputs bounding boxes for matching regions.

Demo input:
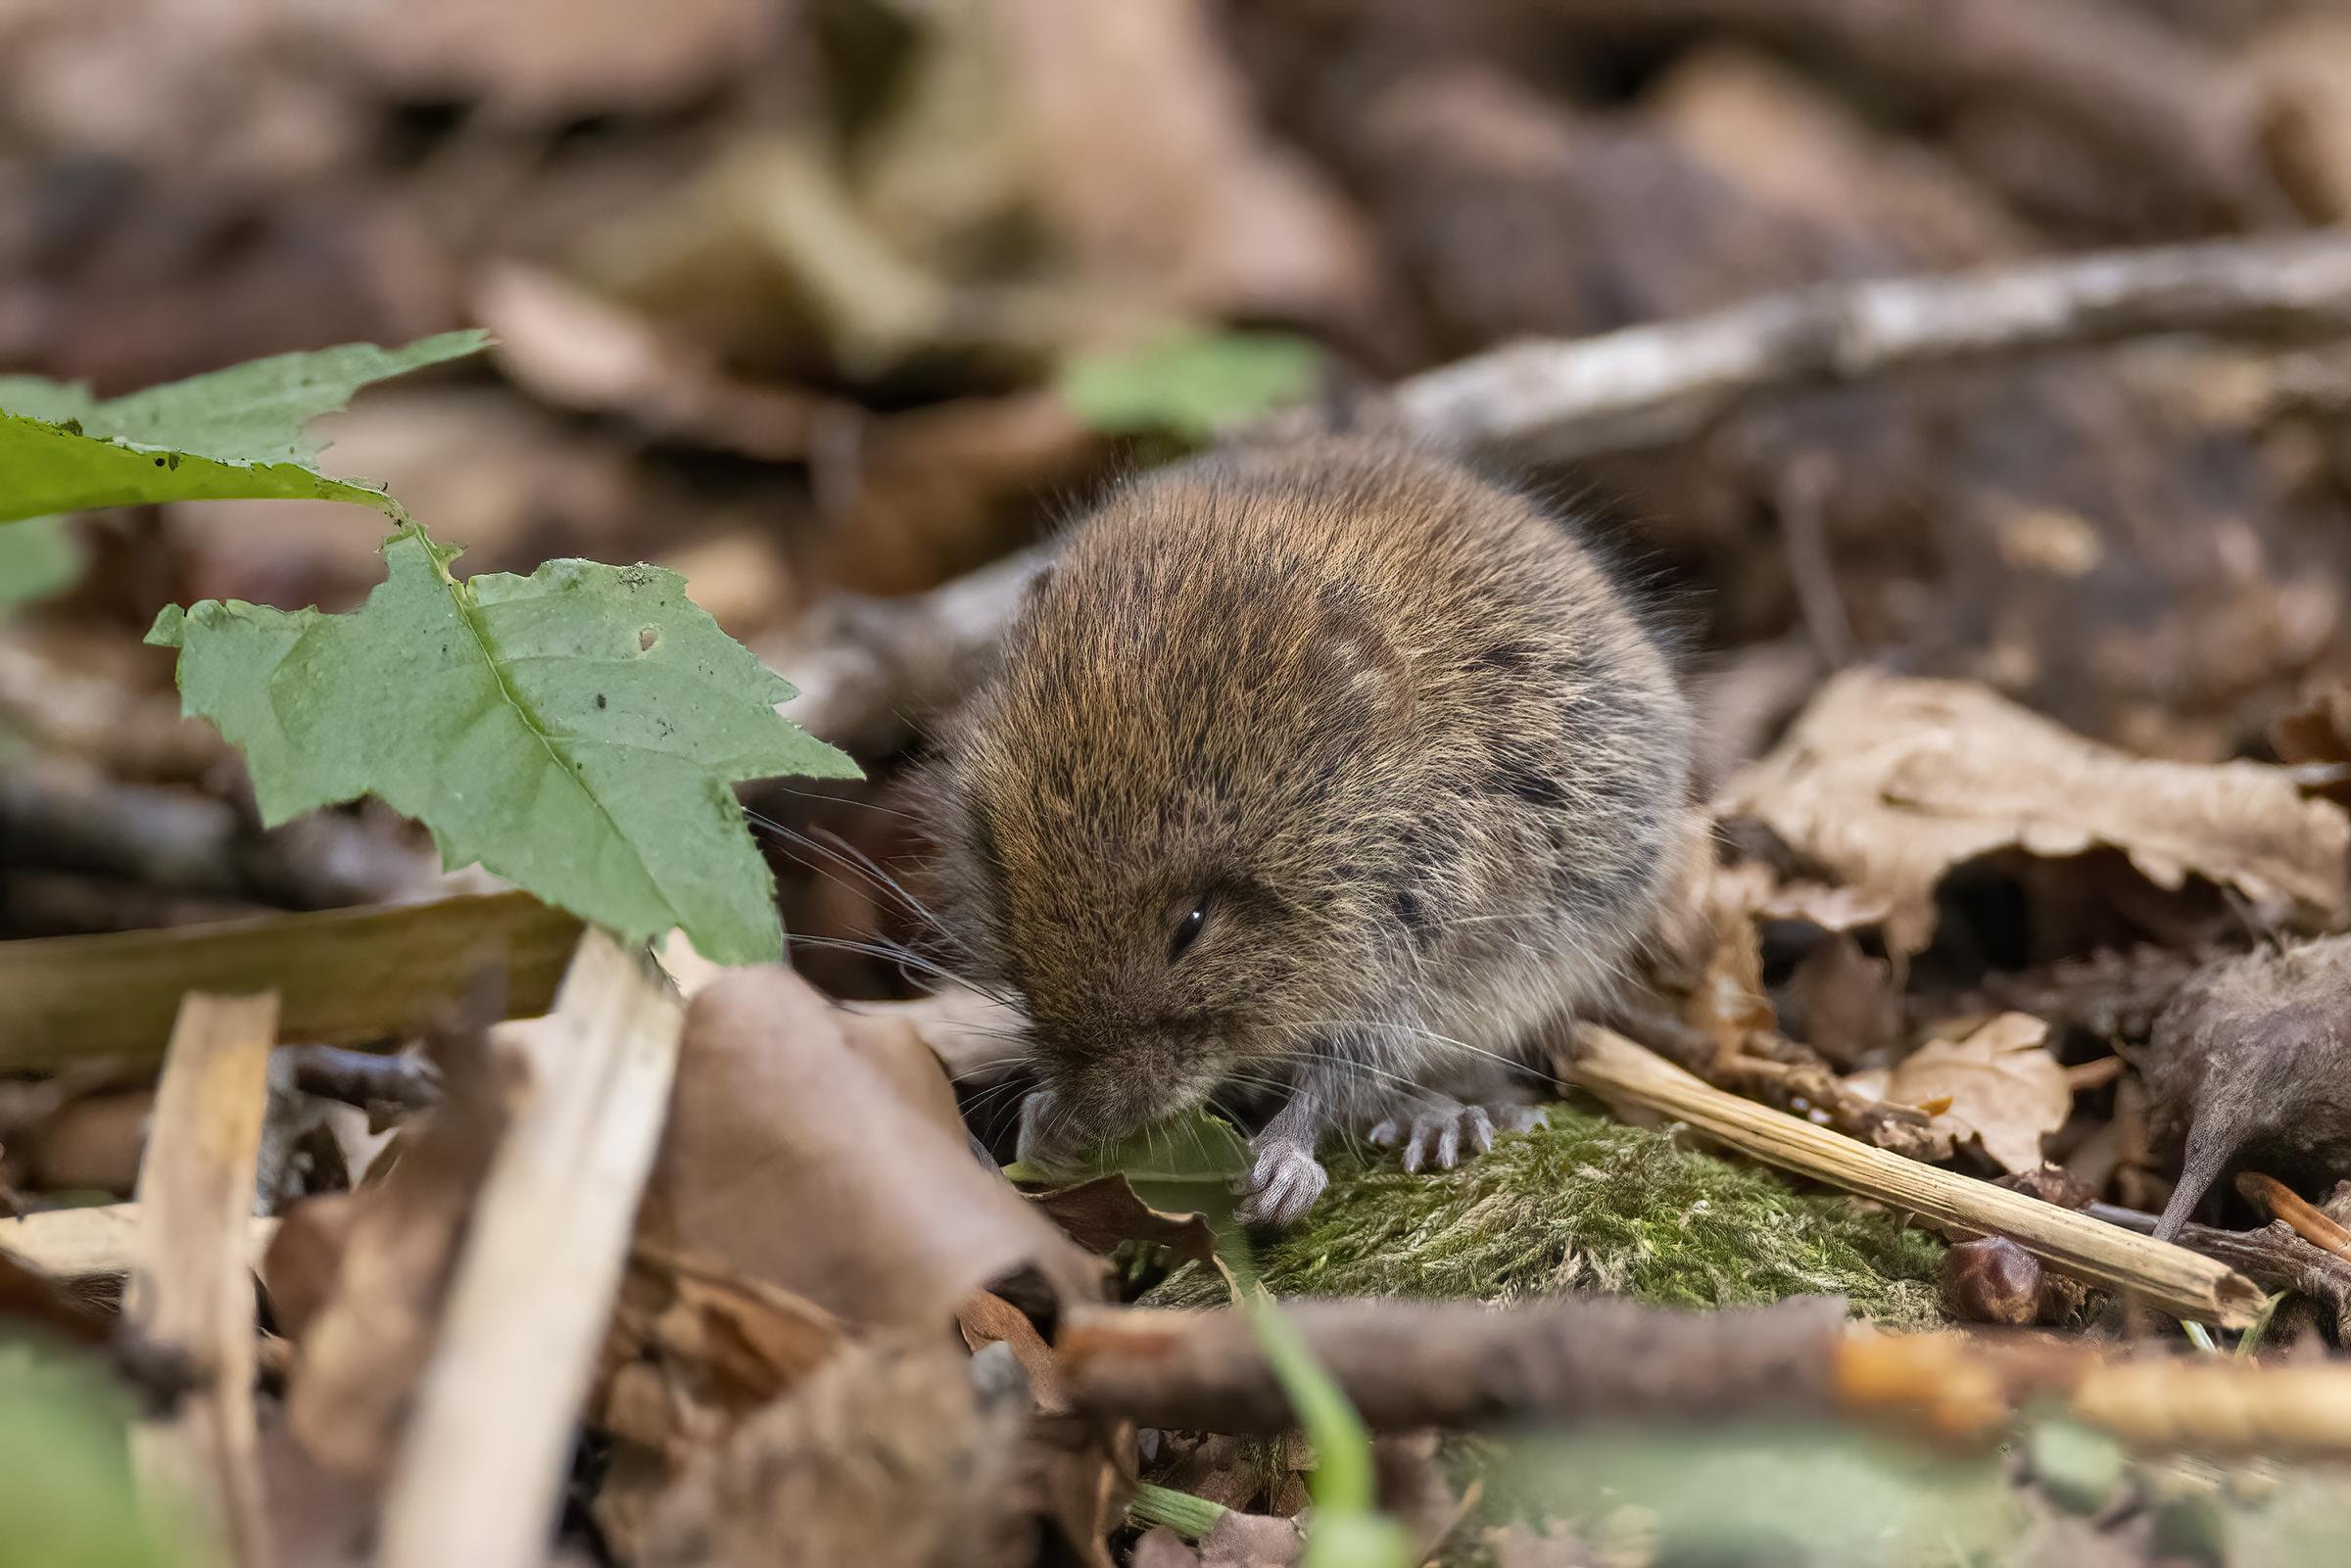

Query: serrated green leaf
[0,331,489,526]
[0,414,403,523]
[0,516,80,612]
[1058,327,1320,442]
[148,528,861,965]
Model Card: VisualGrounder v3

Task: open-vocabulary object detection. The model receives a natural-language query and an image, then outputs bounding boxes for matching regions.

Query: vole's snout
[1013,1047,1220,1171]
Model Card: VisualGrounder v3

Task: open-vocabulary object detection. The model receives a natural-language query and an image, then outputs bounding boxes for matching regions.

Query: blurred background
[10,0,2351,980]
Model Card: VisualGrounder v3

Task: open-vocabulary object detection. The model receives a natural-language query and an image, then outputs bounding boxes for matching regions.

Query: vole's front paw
[1368,1099,1546,1173]
[1234,1136,1328,1226]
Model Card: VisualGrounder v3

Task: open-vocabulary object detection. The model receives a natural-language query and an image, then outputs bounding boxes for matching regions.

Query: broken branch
[1062,1295,2351,1453]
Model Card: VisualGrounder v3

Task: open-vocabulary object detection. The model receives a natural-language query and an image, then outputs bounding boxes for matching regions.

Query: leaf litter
[16,3,2351,1565]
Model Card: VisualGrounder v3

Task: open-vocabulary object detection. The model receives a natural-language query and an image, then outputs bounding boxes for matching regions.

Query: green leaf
[1057,327,1320,442]
[0,517,81,613]
[147,528,860,965]
[0,331,489,526]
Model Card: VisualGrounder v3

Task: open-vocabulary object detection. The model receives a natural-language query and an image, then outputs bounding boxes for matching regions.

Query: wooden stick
[1563,1025,2265,1327]
[375,928,683,1568]
[1065,1296,2351,1454]
[0,1205,278,1287]
[0,890,582,1070]
[1398,233,2351,462]
[2234,1172,2351,1262]
[125,991,280,1568]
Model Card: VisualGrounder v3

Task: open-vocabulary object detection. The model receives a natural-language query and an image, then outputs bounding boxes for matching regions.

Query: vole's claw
[1381,1099,1534,1172]
[1235,1137,1327,1226]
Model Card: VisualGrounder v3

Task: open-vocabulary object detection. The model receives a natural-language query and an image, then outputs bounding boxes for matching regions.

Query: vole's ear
[1312,585,1415,732]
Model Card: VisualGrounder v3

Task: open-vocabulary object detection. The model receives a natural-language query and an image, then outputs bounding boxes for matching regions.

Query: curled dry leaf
[638,1337,1032,1568]
[263,1018,505,1481]
[595,1243,849,1462]
[1847,1014,2070,1174]
[2135,934,2351,1240]
[1024,1174,1222,1272]
[957,1290,1069,1415]
[1718,670,2350,955]
[636,965,1099,1335]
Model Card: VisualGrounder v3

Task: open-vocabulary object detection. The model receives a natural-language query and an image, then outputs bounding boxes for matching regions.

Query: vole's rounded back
[924,438,1696,1205]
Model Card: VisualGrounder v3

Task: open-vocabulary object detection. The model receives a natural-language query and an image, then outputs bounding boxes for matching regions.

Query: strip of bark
[126,991,281,1568]
[0,891,581,1069]
[375,929,683,1568]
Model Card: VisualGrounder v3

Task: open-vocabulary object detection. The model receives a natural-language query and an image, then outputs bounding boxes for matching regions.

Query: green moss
[1148,1106,1947,1328]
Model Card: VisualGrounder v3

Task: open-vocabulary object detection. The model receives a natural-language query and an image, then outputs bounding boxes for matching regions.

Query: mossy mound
[1152,1106,1948,1328]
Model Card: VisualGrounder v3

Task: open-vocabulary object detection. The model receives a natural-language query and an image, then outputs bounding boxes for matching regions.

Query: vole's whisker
[778,933,1019,1008]
[805,823,959,940]
[749,813,956,945]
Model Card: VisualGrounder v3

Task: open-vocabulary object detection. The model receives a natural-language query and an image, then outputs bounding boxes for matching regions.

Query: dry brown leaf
[266,1019,505,1480]
[638,1337,1032,1568]
[1778,932,1900,1069]
[957,1289,1069,1414]
[475,263,822,461]
[1847,1014,2070,1173]
[596,1243,849,1461]
[637,965,1099,1335]
[1719,670,2350,955]
[1024,1173,1221,1270]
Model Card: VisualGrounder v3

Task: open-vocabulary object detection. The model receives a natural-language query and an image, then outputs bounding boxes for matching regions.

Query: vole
[922,438,1698,1223]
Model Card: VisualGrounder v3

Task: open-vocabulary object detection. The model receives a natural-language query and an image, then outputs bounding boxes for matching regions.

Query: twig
[1062,1296,2351,1453]
[285,1043,443,1114]
[1562,1025,2265,1326]
[2088,1203,2351,1326]
[376,928,683,1568]
[0,754,435,911]
[125,991,280,1568]
[1064,1296,1847,1437]
[0,890,583,1070]
[2234,1172,2351,1262]
[755,545,1046,753]
[1396,233,2351,461]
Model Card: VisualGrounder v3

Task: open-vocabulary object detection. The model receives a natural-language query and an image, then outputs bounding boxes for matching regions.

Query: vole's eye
[1168,898,1211,962]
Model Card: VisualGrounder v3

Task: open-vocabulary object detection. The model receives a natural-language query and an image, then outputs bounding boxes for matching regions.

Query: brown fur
[920,438,1697,1181]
